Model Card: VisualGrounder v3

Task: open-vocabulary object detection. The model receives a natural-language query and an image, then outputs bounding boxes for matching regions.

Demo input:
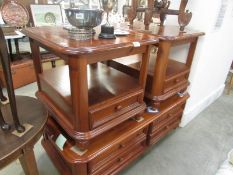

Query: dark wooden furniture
[0,96,47,175]
[23,26,158,149]
[0,58,36,89]
[0,25,47,175]
[108,25,204,113]
[128,0,189,30]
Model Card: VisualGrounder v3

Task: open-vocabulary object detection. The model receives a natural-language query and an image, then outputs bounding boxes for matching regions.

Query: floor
[0,83,233,175]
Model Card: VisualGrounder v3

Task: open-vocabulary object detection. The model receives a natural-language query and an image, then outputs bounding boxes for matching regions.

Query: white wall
[165,0,233,126]
[117,0,233,126]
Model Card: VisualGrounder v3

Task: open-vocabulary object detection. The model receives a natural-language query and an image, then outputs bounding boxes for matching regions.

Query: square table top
[22,26,159,56]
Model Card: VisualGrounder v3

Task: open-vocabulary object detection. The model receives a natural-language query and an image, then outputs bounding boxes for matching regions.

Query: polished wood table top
[131,22,205,41]
[22,26,159,55]
[0,96,47,169]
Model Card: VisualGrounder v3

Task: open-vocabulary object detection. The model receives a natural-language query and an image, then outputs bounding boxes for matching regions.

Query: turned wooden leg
[227,73,233,95]
[19,147,39,175]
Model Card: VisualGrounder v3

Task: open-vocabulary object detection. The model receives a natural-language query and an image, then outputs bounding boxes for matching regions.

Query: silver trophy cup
[99,0,116,39]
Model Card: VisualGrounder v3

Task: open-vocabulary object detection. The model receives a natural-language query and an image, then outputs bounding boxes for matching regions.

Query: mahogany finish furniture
[128,0,189,30]
[23,26,158,149]
[108,25,204,113]
[23,24,203,174]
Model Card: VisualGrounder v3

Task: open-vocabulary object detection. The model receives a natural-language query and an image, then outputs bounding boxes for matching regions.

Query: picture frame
[30,4,63,27]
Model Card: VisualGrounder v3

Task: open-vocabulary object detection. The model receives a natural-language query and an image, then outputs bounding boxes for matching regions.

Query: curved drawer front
[89,91,144,129]
[88,128,147,174]
[163,72,189,94]
[89,141,145,175]
[149,115,181,145]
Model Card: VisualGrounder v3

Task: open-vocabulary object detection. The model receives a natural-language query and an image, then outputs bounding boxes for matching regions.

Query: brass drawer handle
[119,144,125,149]
[175,78,181,83]
[117,157,123,162]
[115,105,123,111]
[168,113,175,118]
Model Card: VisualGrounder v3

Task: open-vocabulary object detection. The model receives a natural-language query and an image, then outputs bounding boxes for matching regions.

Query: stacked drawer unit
[23,26,161,174]
[43,116,149,175]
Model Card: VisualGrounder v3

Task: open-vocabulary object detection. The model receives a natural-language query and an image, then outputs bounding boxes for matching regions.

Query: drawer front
[89,140,145,175]
[88,128,147,174]
[151,105,184,133]
[163,73,189,94]
[89,91,143,129]
[149,115,182,145]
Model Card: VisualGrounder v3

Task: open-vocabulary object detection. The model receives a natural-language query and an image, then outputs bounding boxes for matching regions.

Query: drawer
[89,140,145,175]
[89,91,143,129]
[88,128,147,173]
[163,72,189,94]
[149,115,182,145]
[151,105,183,133]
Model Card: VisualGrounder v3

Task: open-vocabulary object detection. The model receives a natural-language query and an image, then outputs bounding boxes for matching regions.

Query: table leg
[149,41,171,113]
[0,84,8,102]
[7,39,13,61]
[51,60,56,68]
[69,57,89,132]
[29,39,43,90]
[19,147,39,175]
[0,29,25,133]
[14,38,22,60]
[0,109,11,131]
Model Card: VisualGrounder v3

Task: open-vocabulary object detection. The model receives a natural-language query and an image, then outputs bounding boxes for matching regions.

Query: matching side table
[107,25,204,112]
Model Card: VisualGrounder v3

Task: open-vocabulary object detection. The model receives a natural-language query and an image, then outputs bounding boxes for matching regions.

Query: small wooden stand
[107,24,204,112]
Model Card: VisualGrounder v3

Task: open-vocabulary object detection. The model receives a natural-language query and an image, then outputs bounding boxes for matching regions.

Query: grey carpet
[0,83,233,175]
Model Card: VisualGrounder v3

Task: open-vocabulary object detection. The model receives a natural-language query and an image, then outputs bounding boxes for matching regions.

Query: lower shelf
[106,57,190,103]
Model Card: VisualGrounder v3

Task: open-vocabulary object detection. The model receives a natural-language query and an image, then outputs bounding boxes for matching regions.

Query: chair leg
[0,109,10,131]
[227,73,233,95]
[19,147,39,175]
[51,60,56,68]
[0,84,8,102]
